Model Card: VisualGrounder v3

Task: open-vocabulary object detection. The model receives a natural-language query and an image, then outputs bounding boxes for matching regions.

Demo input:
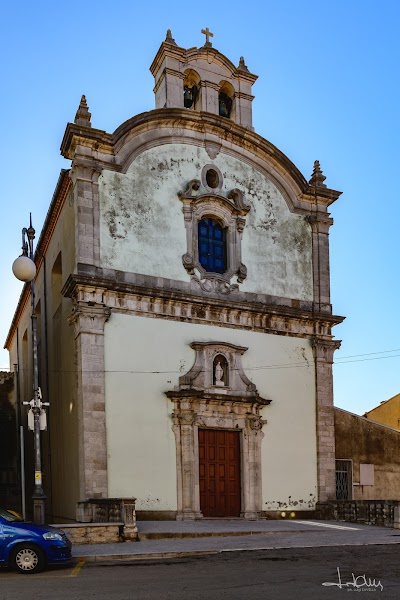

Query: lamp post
[12,215,46,524]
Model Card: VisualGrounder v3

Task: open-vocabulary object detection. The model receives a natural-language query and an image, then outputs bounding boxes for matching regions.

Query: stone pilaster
[68,301,111,500]
[172,403,202,521]
[312,337,341,502]
[70,159,102,270]
[241,414,264,519]
[199,81,219,115]
[308,214,334,314]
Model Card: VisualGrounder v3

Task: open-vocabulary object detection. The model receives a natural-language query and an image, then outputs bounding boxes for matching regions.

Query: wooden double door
[198,429,241,517]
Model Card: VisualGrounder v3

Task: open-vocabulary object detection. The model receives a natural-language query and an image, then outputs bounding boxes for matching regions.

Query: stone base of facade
[136,510,178,520]
[176,510,203,521]
[137,509,318,521]
[259,510,317,519]
[56,523,126,545]
[316,500,400,528]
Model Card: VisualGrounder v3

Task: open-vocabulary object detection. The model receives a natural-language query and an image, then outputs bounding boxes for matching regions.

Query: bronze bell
[184,86,194,108]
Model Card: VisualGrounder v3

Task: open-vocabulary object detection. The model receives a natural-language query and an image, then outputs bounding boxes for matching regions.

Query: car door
[0,517,5,562]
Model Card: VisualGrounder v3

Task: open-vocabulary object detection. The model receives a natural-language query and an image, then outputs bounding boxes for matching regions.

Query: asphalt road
[1,545,400,600]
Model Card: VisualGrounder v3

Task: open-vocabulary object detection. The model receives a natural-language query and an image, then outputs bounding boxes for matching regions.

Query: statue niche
[213,354,229,387]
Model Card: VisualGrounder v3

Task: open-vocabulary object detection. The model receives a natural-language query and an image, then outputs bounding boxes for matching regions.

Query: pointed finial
[165,29,177,45]
[309,160,327,188]
[237,56,249,72]
[74,95,92,128]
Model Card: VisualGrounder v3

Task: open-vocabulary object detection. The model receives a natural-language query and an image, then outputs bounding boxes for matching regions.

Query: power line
[3,346,400,374]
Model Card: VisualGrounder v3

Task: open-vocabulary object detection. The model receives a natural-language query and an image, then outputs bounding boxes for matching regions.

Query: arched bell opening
[218,81,235,120]
[183,69,201,110]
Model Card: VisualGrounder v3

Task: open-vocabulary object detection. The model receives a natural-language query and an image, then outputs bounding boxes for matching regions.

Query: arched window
[51,252,62,315]
[198,218,227,274]
[213,354,229,387]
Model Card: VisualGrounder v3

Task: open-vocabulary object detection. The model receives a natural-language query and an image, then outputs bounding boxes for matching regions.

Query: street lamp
[12,215,47,524]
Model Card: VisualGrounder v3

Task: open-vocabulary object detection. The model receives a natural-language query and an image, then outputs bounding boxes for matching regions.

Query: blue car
[0,507,72,574]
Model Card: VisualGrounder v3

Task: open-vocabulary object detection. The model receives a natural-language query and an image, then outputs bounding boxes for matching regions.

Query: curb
[73,539,400,564]
[137,529,312,541]
[76,550,220,562]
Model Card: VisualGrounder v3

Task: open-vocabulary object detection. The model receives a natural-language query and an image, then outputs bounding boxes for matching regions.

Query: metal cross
[201,27,214,47]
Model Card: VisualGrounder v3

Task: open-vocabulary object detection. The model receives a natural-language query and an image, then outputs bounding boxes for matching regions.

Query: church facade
[6,31,344,521]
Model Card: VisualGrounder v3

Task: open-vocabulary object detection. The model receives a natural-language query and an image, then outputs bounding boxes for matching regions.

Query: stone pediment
[167,341,270,406]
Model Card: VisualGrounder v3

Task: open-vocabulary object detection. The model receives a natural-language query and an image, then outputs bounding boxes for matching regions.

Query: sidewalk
[72,519,400,562]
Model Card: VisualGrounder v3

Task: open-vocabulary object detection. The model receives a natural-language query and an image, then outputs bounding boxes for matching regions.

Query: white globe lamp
[12,255,36,282]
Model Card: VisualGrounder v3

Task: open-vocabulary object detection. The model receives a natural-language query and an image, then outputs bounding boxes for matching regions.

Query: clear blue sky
[1,0,399,415]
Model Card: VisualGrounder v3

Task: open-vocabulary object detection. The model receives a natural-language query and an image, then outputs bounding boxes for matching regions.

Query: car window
[0,507,23,522]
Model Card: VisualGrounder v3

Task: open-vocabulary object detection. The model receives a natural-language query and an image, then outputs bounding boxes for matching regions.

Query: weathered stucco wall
[7,193,79,521]
[104,313,317,512]
[335,408,400,500]
[99,144,313,301]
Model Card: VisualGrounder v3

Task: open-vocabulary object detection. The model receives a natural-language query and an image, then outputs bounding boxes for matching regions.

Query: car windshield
[0,507,24,522]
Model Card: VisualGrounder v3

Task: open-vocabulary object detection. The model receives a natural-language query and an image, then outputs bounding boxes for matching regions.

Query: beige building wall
[364,394,400,430]
[335,408,400,500]
[104,313,318,513]
[7,187,79,521]
[98,144,313,301]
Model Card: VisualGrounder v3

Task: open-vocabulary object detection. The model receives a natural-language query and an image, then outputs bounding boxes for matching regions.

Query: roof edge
[4,169,71,351]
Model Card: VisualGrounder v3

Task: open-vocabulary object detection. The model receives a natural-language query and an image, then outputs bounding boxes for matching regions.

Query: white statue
[215,361,225,386]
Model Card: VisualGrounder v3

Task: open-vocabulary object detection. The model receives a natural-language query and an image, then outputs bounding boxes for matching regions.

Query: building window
[205,169,219,189]
[198,218,227,274]
[336,460,352,500]
[178,177,250,293]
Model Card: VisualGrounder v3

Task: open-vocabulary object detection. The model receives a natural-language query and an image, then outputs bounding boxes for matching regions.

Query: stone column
[313,337,341,502]
[68,301,111,501]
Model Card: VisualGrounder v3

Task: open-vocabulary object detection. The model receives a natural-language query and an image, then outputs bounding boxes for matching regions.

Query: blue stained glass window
[198,218,227,274]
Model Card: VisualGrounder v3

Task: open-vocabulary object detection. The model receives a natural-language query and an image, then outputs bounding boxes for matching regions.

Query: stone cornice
[149,41,187,76]
[61,109,342,215]
[153,67,186,94]
[199,80,220,91]
[235,91,255,101]
[165,389,271,406]
[312,337,342,363]
[149,42,258,85]
[62,273,344,340]
[67,302,111,338]
[60,124,113,160]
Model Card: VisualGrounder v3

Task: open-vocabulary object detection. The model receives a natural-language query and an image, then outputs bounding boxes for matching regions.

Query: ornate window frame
[165,342,271,520]
[178,178,250,294]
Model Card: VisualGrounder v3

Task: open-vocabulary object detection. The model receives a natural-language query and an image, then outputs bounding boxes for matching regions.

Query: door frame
[170,398,264,520]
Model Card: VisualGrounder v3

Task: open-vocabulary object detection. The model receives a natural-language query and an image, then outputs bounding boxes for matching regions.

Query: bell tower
[150,29,258,129]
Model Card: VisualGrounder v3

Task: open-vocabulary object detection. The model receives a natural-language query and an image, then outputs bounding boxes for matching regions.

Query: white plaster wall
[104,313,317,512]
[99,144,313,301]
